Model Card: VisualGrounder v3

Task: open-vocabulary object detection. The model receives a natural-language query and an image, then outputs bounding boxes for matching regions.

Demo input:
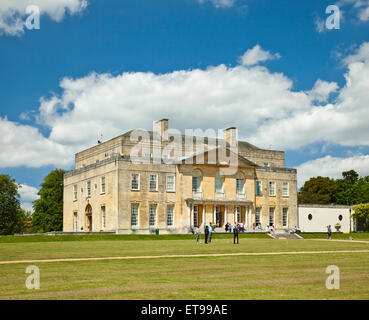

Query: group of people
[193,222,241,244]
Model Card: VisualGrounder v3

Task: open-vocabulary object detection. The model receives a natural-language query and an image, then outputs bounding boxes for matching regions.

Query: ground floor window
[101,206,106,230]
[73,212,78,232]
[167,205,174,226]
[255,208,261,226]
[131,204,139,227]
[283,208,288,227]
[149,204,157,227]
[235,206,241,223]
[269,208,275,226]
[193,205,198,227]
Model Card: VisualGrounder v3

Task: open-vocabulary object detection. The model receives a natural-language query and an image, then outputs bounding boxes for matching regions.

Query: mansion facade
[63,119,298,234]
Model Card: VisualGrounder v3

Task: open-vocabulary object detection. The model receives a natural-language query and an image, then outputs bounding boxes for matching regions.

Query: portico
[186,199,253,229]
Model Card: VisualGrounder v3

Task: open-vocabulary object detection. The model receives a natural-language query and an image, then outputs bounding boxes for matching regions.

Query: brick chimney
[154,118,169,141]
[224,127,238,148]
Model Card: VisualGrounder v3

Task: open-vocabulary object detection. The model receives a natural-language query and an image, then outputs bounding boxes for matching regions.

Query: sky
[0,0,369,211]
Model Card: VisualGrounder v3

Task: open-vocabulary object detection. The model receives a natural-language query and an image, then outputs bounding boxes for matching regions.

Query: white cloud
[314,16,326,33]
[198,0,235,8]
[337,0,369,22]
[239,45,281,66]
[18,184,39,212]
[308,79,339,103]
[0,117,74,168]
[297,154,369,188]
[2,42,369,168]
[0,0,88,36]
[248,41,369,149]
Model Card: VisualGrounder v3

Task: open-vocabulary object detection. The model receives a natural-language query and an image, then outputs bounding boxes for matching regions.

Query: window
[166,175,175,192]
[167,205,174,226]
[86,181,91,198]
[236,179,244,194]
[269,208,275,226]
[283,208,288,227]
[131,204,139,227]
[338,214,343,221]
[73,212,78,232]
[73,185,77,201]
[269,181,276,197]
[235,206,241,223]
[101,206,106,230]
[149,204,157,227]
[215,177,223,193]
[193,205,198,227]
[100,176,106,194]
[192,177,201,192]
[264,162,270,167]
[256,180,262,196]
[131,173,140,191]
[149,174,158,192]
[282,182,289,197]
[255,208,261,226]
[308,214,313,221]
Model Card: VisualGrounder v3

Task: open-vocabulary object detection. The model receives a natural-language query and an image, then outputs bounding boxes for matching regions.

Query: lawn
[1,234,369,300]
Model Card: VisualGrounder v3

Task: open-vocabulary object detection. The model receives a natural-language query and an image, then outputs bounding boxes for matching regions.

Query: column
[202,205,205,228]
[213,205,216,224]
[188,204,192,228]
[224,205,227,227]
[245,206,248,228]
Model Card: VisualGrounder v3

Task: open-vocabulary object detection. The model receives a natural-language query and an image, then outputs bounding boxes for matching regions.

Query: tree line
[0,169,65,235]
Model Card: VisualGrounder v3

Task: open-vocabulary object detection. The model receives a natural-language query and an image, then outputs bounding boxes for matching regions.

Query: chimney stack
[154,118,169,141]
[224,127,238,148]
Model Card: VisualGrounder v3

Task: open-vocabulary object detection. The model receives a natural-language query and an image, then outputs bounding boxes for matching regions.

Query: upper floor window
[192,170,202,193]
[73,185,77,201]
[149,174,158,192]
[100,176,106,194]
[256,180,262,196]
[166,174,175,192]
[236,178,244,195]
[269,181,276,197]
[264,162,270,167]
[131,173,140,191]
[86,181,91,198]
[282,182,289,197]
[215,177,224,193]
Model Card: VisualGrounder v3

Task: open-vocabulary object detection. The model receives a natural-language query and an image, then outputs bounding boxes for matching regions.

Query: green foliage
[31,169,66,233]
[0,175,25,235]
[299,170,369,207]
[352,203,369,231]
[298,176,339,204]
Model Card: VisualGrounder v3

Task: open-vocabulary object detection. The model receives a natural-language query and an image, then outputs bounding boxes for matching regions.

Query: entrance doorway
[85,204,92,232]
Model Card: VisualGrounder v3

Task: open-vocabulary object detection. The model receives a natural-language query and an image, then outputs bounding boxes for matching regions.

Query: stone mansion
[63,119,297,234]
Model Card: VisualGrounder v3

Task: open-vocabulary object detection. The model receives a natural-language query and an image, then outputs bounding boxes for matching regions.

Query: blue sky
[0,0,369,210]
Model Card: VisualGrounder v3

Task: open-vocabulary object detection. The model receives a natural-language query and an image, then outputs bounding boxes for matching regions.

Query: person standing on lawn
[195,226,201,243]
[208,222,213,243]
[233,223,239,244]
[327,225,332,240]
[204,225,209,244]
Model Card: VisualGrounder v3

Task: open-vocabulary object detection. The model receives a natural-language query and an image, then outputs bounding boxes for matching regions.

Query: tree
[32,169,65,233]
[298,176,339,204]
[0,175,25,235]
[342,170,359,185]
[352,203,369,231]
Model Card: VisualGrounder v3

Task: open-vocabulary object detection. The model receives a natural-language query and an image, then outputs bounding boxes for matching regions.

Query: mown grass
[301,233,369,240]
[1,251,368,300]
[0,233,269,243]
[1,236,368,299]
